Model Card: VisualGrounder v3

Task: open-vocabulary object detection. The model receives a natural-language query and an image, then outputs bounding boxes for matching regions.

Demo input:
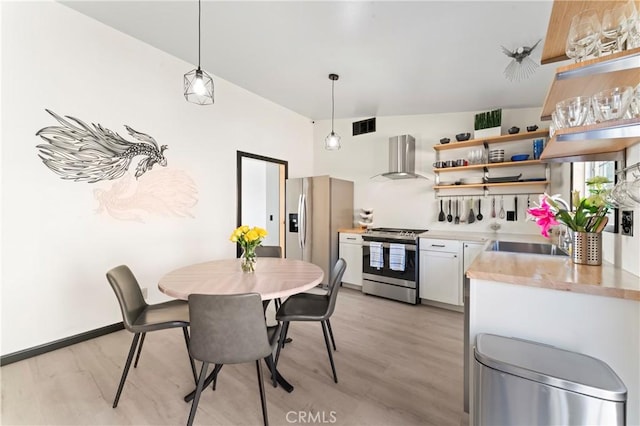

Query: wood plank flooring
[1,288,464,425]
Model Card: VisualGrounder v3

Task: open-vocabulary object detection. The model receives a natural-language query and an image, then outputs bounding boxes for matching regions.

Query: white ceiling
[60,1,560,120]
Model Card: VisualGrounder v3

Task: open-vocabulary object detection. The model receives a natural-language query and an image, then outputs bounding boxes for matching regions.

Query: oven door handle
[362,241,416,251]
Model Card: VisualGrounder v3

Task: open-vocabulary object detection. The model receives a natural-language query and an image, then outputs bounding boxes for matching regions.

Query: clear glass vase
[241,249,257,273]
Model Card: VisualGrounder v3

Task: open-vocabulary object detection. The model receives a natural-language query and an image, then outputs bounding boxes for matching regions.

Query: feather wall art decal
[36,109,168,183]
[94,169,198,223]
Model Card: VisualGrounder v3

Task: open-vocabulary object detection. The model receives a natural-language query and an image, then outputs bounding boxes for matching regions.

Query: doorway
[236,151,288,257]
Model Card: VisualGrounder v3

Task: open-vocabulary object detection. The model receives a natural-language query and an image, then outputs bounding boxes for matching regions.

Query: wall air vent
[352,117,376,136]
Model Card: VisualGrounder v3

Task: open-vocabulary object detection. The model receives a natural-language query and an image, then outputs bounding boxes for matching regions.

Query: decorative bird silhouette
[36,109,168,183]
[501,39,542,82]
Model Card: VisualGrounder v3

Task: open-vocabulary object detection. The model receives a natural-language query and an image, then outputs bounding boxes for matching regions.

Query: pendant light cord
[331,79,335,132]
[198,0,202,69]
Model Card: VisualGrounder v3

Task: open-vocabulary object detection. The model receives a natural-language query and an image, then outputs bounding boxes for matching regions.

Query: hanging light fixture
[184,0,214,105]
[325,73,341,150]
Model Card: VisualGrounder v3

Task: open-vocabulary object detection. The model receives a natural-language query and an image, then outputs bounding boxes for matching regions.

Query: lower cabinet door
[419,250,461,305]
[339,241,362,286]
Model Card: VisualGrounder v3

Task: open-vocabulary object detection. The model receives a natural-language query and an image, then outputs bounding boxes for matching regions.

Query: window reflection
[571,161,618,233]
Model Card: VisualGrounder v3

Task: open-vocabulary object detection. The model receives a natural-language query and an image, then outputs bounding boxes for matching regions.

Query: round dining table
[158,257,324,396]
[158,258,324,301]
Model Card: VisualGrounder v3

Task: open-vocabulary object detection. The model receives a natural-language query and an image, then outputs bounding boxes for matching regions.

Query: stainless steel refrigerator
[286,176,354,286]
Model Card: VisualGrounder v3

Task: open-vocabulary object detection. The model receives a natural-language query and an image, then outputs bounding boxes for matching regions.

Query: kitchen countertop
[338,228,367,234]
[467,248,640,301]
[419,231,548,244]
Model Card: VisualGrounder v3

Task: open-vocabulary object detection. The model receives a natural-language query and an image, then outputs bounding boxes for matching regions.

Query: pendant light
[184,0,214,105]
[325,73,341,150]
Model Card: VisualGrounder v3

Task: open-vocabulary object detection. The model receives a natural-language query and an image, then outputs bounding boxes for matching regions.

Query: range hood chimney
[382,135,423,179]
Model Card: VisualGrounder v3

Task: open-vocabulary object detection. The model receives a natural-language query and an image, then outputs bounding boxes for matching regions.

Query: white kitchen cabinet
[419,238,462,306]
[339,232,362,287]
[463,242,484,273]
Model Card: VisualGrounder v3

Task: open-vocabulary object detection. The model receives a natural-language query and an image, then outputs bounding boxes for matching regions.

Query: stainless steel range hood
[381,134,425,179]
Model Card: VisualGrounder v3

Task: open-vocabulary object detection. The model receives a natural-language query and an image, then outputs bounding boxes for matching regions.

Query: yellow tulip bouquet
[230,225,268,272]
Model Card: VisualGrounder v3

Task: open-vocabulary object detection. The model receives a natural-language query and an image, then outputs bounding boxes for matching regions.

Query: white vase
[474,126,502,139]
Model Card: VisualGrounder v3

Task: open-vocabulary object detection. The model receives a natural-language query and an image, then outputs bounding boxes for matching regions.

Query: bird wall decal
[501,39,542,82]
[36,110,168,183]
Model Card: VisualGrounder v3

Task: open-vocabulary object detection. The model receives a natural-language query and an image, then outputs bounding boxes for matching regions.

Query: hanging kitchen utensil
[514,196,518,221]
[491,196,496,218]
[477,198,483,221]
[527,195,530,218]
[438,199,445,222]
[468,198,476,223]
[499,196,506,219]
[447,199,453,222]
[454,198,460,224]
[460,197,467,223]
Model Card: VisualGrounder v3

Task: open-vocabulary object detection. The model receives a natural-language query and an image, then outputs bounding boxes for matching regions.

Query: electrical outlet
[142,287,148,299]
[621,211,633,236]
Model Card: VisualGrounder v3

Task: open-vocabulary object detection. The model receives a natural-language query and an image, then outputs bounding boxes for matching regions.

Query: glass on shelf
[566,10,601,62]
[600,4,628,56]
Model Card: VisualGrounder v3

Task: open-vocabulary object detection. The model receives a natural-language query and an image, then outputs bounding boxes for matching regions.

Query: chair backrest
[325,258,347,318]
[106,265,148,332]
[255,245,282,258]
[188,293,272,364]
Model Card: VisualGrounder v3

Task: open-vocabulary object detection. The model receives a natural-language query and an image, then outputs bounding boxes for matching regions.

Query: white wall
[313,107,551,232]
[313,109,639,275]
[241,157,268,230]
[0,2,313,355]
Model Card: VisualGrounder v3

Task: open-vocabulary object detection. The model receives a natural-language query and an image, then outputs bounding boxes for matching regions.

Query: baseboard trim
[1,322,124,366]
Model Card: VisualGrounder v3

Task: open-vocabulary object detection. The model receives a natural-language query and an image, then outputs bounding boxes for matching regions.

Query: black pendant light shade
[325,73,341,150]
[184,0,214,105]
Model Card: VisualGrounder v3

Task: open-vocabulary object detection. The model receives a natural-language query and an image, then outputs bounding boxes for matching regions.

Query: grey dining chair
[255,245,282,258]
[106,265,197,408]
[254,245,284,310]
[187,293,281,426]
[274,258,346,383]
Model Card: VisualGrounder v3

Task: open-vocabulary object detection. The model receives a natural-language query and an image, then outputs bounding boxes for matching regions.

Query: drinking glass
[600,4,628,55]
[566,10,601,62]
[556,96,592,127]
[624,0,640,49]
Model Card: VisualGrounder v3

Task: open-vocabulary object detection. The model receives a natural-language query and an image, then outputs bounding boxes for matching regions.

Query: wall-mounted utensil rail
[615,161,640,176]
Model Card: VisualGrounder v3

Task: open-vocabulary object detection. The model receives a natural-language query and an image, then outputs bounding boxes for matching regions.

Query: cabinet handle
[431,244,446,247]
[346,237,356,240]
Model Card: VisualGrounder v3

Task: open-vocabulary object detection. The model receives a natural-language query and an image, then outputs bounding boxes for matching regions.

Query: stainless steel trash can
[474,333,627,426]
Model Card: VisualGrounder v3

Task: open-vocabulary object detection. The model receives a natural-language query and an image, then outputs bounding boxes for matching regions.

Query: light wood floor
[1,288,464,425]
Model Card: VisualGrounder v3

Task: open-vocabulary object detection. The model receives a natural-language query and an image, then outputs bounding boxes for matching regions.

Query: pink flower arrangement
[527,195,560,238]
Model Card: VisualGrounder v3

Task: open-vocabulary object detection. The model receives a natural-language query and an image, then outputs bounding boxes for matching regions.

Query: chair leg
[256,360,269,426]
[133,332,146,368]
[326,319,337,351]
[187,362,209,426]
[113,333,140,408]
[274,298,281,310]
[264,355,277,388]
[274,322,289,367]
[321,321,338,383]
[211,364,223,391]
[182,327,198,385]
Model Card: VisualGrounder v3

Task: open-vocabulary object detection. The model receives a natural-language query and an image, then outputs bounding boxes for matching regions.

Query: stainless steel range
[361,227,427,304]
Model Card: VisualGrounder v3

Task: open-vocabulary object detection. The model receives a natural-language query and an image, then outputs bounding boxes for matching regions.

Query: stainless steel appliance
[373,135,426,180]
[285,176,354,286]
[361,228,427,304]
[474,333,627,426]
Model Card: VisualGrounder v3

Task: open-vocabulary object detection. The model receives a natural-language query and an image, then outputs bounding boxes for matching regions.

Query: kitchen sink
[487,240,569,256]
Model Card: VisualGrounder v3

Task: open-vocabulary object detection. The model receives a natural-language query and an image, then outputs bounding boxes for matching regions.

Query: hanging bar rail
[615,161,640,175]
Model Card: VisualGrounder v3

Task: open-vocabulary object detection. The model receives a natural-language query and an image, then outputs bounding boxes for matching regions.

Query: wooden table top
[158,258,324,301]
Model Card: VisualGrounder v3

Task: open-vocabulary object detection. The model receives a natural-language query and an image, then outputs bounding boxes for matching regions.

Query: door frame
[236,151,288,258]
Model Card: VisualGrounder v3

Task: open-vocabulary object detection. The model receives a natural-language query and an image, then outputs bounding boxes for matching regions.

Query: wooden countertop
[468,249,640,301]
[338,228,367,234]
